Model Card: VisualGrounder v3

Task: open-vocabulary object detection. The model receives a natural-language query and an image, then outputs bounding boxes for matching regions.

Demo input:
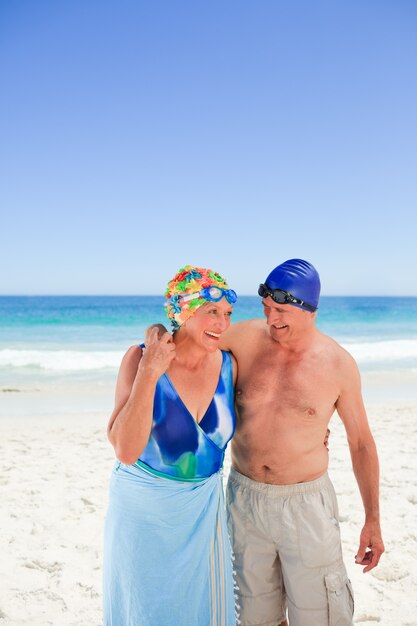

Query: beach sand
[1,375,417,625]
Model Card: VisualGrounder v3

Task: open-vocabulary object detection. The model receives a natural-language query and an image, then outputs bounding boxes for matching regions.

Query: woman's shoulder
[119,344,143,370]
[127,343,144,355]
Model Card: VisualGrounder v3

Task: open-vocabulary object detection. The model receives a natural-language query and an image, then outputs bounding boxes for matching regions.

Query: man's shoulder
[318,332,358,369]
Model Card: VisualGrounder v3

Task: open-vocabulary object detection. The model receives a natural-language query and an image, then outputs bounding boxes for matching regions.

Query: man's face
[261,296,314,341]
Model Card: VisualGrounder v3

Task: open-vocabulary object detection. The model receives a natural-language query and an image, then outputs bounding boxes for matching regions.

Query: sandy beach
[1,374,417,625]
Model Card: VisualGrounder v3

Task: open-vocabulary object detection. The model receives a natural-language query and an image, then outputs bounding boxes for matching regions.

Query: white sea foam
[0,349,123,371]
[341,339,417,363]
[1,339,416,374]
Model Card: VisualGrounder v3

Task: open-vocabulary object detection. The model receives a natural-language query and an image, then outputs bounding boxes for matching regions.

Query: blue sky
[1,0,416,295]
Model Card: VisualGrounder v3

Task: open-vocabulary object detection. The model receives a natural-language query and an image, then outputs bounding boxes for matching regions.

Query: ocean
[1,296,416,411]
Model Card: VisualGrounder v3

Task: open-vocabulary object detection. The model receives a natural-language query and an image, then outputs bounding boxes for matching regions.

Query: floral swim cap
[165,265,234,330]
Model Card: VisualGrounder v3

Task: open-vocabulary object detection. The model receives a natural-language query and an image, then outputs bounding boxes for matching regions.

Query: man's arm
[336,354,385,573]
[145,318,262,354]
[218,319,262,353]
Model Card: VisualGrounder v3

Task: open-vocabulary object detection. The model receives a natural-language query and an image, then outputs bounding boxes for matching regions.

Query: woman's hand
[139,327,176,379]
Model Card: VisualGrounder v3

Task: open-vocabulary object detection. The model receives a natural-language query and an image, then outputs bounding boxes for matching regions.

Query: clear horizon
[1,293,417,298]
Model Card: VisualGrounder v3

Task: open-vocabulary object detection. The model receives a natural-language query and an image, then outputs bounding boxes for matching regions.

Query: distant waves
[1,340,417,375]
[341,339,417,367]
[0,348,123,372]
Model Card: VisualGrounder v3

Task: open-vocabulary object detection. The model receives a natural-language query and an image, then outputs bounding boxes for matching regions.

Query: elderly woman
[103,266,238,626]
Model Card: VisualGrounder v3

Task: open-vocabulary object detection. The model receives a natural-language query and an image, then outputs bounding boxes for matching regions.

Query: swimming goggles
[258,284,317,311]
[180,286,237,304]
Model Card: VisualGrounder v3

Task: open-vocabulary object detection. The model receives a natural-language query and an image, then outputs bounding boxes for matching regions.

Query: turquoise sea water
[1,296,417,390]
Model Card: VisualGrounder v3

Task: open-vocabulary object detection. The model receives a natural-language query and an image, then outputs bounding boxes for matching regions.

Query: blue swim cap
[264,259,320,310]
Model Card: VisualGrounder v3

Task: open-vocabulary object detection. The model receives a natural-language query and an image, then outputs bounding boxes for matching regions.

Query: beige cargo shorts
[226,468,354,626]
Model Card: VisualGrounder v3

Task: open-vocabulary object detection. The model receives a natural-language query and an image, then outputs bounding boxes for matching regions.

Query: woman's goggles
[180,286,237,304]
[258,284,317,311]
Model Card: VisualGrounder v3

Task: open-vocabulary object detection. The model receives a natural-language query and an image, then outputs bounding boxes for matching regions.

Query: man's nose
[266,309,280,325]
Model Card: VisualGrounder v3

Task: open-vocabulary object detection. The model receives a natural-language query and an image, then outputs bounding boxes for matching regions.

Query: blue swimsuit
[136,350,236,480]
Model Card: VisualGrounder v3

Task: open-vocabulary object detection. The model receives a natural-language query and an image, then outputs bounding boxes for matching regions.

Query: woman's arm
[107,328,175,464]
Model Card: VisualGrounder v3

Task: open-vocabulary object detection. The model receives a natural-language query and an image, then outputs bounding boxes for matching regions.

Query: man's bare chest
[235,352,339,414]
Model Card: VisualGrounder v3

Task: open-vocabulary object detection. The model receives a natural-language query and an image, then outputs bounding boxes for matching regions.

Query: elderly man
[220,258,384,626]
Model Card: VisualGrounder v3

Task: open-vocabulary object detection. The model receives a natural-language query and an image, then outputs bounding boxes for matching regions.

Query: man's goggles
[180,286,237,305]
[258,284,317,311]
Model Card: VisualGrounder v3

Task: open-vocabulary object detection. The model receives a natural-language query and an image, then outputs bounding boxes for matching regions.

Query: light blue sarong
[103,462,236,626]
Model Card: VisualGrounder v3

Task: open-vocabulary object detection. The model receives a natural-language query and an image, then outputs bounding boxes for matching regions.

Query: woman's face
[182,297,233,350]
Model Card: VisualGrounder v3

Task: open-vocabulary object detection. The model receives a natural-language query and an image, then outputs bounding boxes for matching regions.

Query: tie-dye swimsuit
[136,350,236,480]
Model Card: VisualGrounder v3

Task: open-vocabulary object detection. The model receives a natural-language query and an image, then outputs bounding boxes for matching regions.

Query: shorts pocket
[324,571,354,626]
